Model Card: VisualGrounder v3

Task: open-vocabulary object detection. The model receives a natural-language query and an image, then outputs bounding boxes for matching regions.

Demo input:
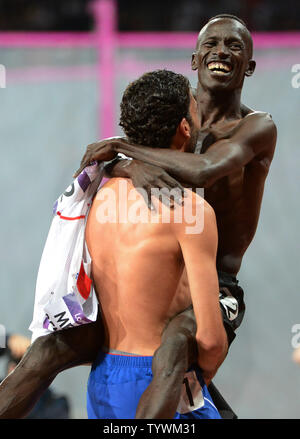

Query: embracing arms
[75,112,277,190]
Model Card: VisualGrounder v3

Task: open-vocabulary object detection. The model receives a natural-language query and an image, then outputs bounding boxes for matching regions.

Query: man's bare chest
[194,129,245,211]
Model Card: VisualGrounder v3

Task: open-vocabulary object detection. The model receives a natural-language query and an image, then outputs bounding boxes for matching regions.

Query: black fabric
[208,382,238,419]
[217,271,246,348]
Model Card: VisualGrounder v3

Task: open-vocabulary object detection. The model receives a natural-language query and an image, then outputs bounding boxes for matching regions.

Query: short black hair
[119,70,191,149]
[208,14,247,28]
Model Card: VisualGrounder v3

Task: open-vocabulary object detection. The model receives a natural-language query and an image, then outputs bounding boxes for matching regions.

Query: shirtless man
[0,14,276,419]
[85,69,227,419]
[74,13,277,416]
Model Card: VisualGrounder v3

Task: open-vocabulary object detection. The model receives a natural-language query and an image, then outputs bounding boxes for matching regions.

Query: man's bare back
[85,178,190,355]
[85,177,222,357]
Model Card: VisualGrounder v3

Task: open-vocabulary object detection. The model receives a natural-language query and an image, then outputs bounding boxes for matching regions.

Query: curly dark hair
[119,70,191,148]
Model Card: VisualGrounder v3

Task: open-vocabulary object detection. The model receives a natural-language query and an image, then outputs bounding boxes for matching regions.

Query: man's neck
[196,83,243,129]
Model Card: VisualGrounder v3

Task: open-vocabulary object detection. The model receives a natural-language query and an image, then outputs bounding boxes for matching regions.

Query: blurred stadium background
[0,0,300,419]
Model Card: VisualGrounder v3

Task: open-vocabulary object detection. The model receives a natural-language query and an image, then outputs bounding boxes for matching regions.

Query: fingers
[148,183,185,211]
[73,162,92,179]
[73,139,115,178]
[74,136,127,178]
[158,187,178,209]
[73,150,94,178]
[73,166,84,179]
[135,182,174,212]
[158,175,187,207]
[131,171,186,212]
[136,187,156,212]
[139,182,176,211]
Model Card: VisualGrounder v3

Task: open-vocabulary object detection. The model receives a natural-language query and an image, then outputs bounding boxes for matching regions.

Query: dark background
[0,0,300,31]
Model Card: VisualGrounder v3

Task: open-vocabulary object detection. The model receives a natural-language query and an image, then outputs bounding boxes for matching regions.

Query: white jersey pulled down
[29,161,105,342]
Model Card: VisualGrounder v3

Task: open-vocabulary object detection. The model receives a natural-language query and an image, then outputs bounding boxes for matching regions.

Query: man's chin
[199,69,233,87]
[200,77,235,93]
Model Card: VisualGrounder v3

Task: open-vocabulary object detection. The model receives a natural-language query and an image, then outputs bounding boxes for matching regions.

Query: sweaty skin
[86,179,191,355]
[110,109,276,275]
[85,177,226,370]
[87,18,277,276]
[0,18,276,419]
[77,18,276,417]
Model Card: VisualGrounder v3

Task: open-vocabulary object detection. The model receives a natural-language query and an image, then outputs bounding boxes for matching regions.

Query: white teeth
[208,62,231,72]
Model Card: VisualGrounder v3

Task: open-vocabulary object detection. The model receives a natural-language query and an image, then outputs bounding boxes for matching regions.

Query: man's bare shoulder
[241,105,277,136]
[171,189,217,240]
[230,107,277,159]
[241,103,274,121]
[246,111,277,151]
[243,109,275,124]
[209,107,276,152]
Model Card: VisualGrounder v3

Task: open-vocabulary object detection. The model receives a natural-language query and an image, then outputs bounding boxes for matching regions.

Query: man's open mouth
[207,61,232,75]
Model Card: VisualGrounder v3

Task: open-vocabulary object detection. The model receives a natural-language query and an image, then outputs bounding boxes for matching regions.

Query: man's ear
[245,59,256,77]
[172,118,191,151]
[191,53,198,71]
[178,118,191,139]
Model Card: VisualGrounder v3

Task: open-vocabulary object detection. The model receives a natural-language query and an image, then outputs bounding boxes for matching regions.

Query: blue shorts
[86,351,221,419]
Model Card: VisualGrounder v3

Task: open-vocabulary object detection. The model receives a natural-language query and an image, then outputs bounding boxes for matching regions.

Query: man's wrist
[107,157,136,178]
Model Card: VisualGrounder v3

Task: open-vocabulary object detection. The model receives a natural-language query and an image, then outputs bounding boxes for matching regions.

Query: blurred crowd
[0,0,93,31]
[119,0,300,31]
[0,0,299,31]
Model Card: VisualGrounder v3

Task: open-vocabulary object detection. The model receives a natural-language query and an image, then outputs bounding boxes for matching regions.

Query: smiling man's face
[192,18,255,92]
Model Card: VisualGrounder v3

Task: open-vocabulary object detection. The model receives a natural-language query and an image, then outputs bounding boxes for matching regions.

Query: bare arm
[114,112,277,187]
[75,112,276,188]
[174,193,227,375]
